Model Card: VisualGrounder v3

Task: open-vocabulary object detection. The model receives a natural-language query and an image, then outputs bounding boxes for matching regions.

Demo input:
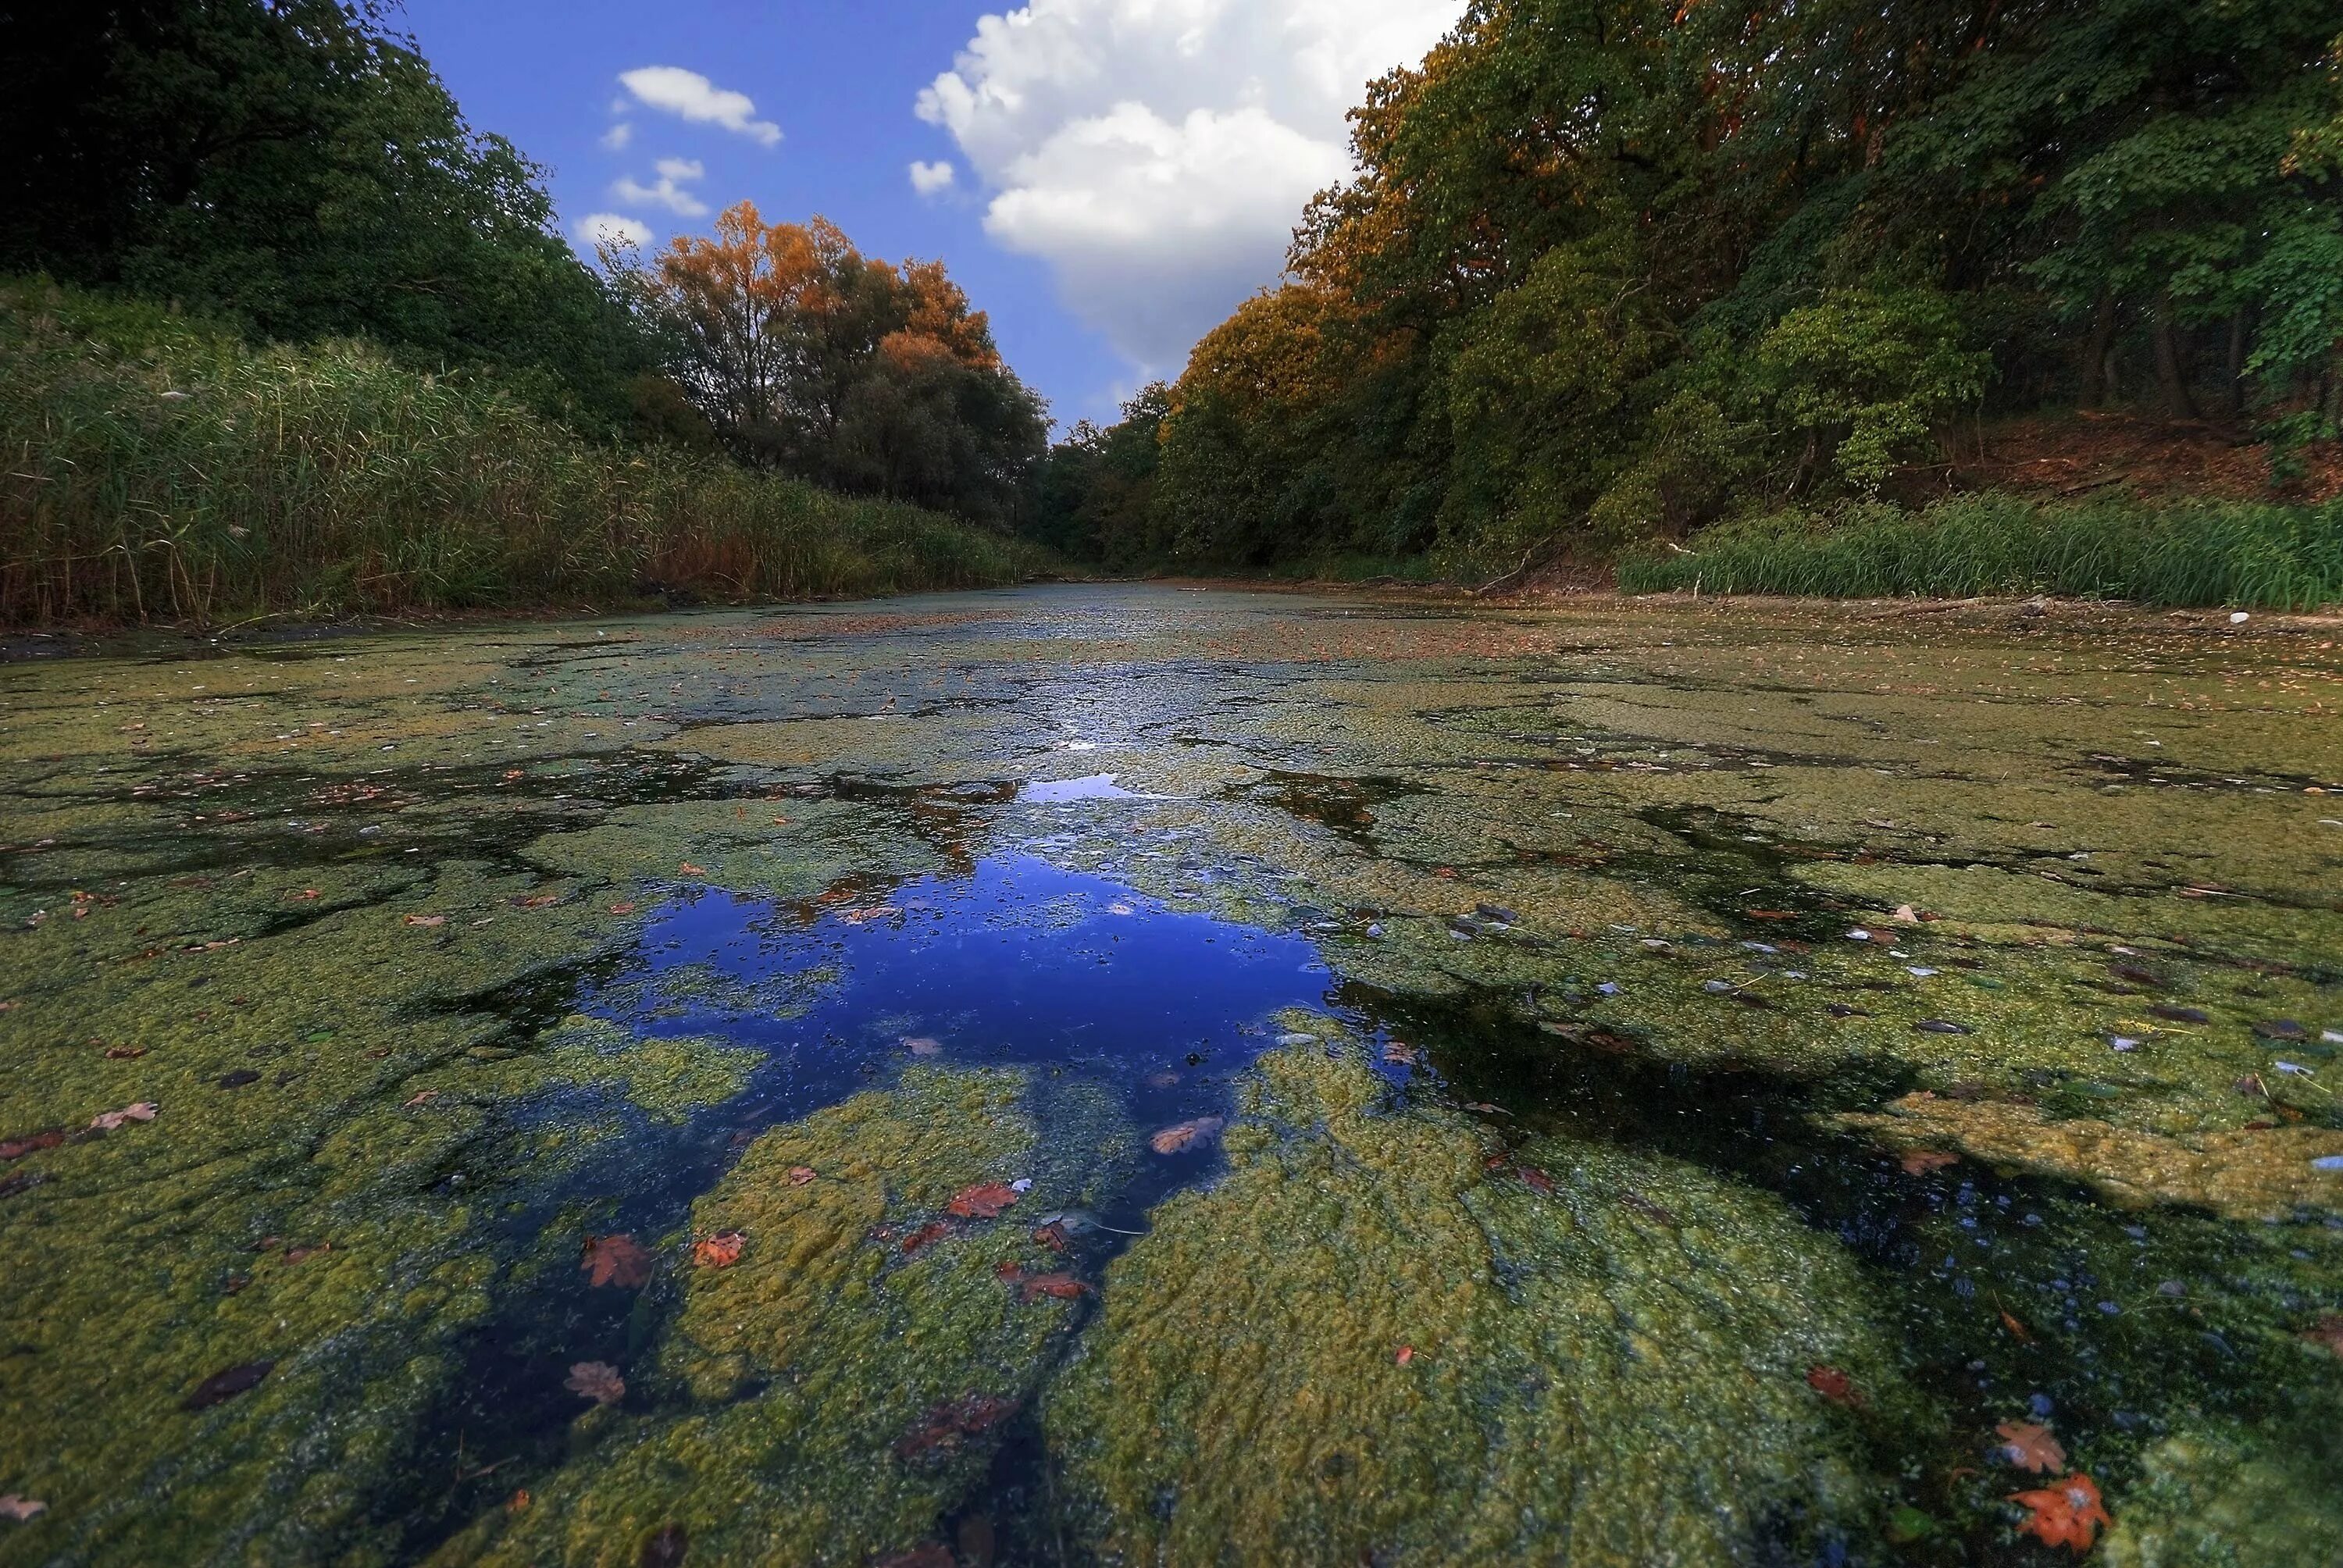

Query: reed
[0,282,1045,626]
[1616,492,2343,609]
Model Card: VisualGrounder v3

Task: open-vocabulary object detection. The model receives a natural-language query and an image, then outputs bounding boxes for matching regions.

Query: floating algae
[440,1067,1133,1566]
[1044,1030,1913,1564]
[5,587,2341,1563]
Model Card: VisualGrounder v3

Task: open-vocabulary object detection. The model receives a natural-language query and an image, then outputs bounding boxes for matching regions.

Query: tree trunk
[2153,294,2197,421]
[2079,292,2117,408]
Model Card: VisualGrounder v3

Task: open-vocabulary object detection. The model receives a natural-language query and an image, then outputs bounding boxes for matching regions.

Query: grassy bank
[1617,494,2343,610]
[0,283,1047,626]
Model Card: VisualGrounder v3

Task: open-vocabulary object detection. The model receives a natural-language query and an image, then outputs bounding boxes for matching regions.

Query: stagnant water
[1,586,2339,1566]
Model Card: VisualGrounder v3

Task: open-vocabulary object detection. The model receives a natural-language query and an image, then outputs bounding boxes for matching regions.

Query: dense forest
[1032,0,2343,581]
[0,0,1048,623]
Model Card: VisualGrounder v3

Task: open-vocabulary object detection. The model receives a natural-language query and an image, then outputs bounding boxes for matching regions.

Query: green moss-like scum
[1045,1031,1909,1564]
[441,1067,1130,1568]
[5,587,2341,1563]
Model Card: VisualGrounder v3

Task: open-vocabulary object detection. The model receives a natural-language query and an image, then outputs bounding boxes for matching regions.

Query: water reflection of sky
[593,854,1345,1174]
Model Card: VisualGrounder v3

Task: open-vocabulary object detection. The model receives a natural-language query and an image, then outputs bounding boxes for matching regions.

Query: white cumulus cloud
[619,66,782,147]
[917,0,1464,372]
[909,159,958,196]
[576,212,654,253]
[601,122,633,151]
[612,157,710,218]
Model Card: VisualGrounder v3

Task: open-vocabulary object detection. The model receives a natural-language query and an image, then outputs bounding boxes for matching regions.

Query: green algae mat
[2,586,2340,1566]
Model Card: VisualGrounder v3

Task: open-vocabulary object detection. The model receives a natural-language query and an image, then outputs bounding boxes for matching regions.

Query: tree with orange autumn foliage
[631,201,1045,524]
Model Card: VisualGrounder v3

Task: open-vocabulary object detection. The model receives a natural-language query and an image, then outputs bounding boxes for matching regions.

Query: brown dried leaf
[0,1496,45,1523]
[1806,1365,1865,1409]
[946,1181,1021,1218]
[1995,1420,2067,1474]
[1018,1272,1088,1303]
[182,1360,275,1410]
[693,1231,746,1269]
[1900,1149,1960,1175]
[564,1361,626,1406]
[89,1103,157,1131]
[786,1166,817,1185]
[402,914,445,928]
[580,1233,654,1289]
[1148,1117,1225,1156]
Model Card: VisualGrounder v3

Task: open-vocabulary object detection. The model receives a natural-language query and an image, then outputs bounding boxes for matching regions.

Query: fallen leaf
[2011,1474,2112,1552]
[1018,1272,1088,1302]
[1806,1366,1866,1409]
[903,1036,943,1057]
[693,1231,746,1269]
[1148,1117,1225,1156]
[787,1166,817,1185]
[89,1103,157,1131]
[403,1090,439,1109]
[1382,1040,1420,1066]
[281,1242,332,1265]
[182,1360,275,1410]
[1892,905,1921,924]
[514,893,561,909]
[1995,1420,2067,1474]
[947,1182,1022,1219]
[564,1361,626,1406]
[1395,1345,1415,1365]
[505,1489,531,1514]
[608,901,637,915]
[403,914,445,928]
[1517,1166,1555,1195]
[894,1394,1018,1463]
[900,1221,950,1255]
[103,1046,146,1060]
[1999,1309,2036,1344]
[216,1070,260,1089]
[678,863,706,877]
[1033,1221,1071,1252]
[1900,1149,1960,1175]
[1,1131,64,1161]
[580,1234,654,1289]
[0,1496,44,1523]
[2306,1315,2343,1358]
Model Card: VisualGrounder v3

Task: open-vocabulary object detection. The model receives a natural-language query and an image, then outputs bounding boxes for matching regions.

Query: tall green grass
[1616,493,2343,609]
[0,282,1047,626]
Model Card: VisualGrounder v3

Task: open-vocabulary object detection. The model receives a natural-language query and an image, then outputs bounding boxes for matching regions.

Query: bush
[1615,493,2343,609]
[0,283,1047,625]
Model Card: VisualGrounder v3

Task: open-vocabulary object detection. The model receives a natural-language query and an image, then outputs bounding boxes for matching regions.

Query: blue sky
[397,0,1463,428]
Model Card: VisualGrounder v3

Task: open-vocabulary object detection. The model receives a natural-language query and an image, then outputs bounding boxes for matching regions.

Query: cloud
[619,66,782,147]
[909,159,957,196]
[612,157,710,218]
[601,122,633,151]
[918,0,1464,371]
[576,212,654,253]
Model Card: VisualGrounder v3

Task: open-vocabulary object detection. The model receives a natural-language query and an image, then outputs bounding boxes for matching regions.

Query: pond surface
[2,585,2340,1566]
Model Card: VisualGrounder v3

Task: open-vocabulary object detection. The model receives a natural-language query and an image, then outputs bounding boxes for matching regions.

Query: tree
[0,0,646,426]
[638,202,1045,523]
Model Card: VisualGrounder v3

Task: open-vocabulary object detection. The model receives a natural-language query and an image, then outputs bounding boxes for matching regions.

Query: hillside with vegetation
[1031,0,2343,606]
[0,1,1050,625]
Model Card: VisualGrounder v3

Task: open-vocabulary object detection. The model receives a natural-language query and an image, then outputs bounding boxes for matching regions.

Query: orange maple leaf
[2011,1474,2111,1552]
[693,1231,746,1269]
[1995,1420,2067,1474]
